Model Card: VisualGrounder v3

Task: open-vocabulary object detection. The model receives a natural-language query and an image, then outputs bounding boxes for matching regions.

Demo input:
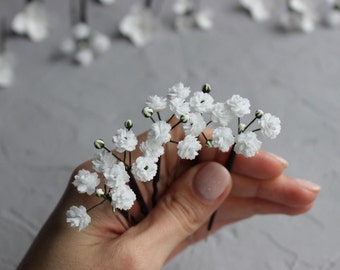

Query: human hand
[18,130,320,270]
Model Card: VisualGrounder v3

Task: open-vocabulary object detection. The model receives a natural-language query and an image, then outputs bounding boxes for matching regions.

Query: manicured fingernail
[269,152,288,168]
[296,178,321,192]
[193,163,230,201]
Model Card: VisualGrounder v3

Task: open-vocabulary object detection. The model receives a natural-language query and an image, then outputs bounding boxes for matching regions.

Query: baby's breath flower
[112,128,138,153]
[110,184,136,210]
[139,139,164,160]
[92,150,116,173]
[177,135,202,160]
[72,169,100,195]
[147,121,172,144]
[168,82,191,100]
[258,113,281,139]
[227,95,251,118]
[169,98,190,118]
[95,188,105,197]
[74,48,94,66]
[66,205,91,231]
[91,32,111,54]
[131,156,158,182]
[234,131,262,157]
[182,112,206,137]
[210,102,234,126]
[189,91,214,113]
[103,162,130,188]
[212,127,235,152]
[145,95,167,112]
[239,0,271,22]
[72,23,91,40]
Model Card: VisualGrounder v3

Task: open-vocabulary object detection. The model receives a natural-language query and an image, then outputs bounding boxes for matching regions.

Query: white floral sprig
[66,82,281,231]
[11,1,50,42]
[239,0,271,22]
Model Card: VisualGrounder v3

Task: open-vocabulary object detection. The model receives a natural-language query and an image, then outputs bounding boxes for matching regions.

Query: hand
[18,130,320,270]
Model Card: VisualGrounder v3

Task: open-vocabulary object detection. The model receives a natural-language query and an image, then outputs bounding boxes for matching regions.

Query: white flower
[210,102,234,126]
[59,38,76,55]
[104,162,130,188]
[212,127,234,152]
[226,95,251,118]
[194,10,213,30]
[0,54,15,88]
[92,150,117,173]
[72,23,91,40]
[147,121,171,144]
[11,2,49,42]
[112,128,138,153]
[189,92,214,113]
[139,139,164,160]
[234,132,262,158]
[168,82,191,100]
[119,4,158,47]
[258,113,281,139]
[110,184,136,210]
[173,0,195,15]
[74,48,94,66]
[131,156,158,182]
[91,32,111,54]
[66,205,91,231]
[169,98,191,118]
[177,135,202,160]
[72,169,100,195]
[145,95,167,112]
[174,9,213,31]
[182,112,206,136]
[239,0,271,22]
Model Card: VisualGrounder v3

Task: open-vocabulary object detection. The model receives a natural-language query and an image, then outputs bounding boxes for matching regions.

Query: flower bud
[96,188,105,197]
[255,109,264,119]
[180,114,190,123]
[94,139,105,149]
[205,140,213,148]
[142,106,153,118]
[202,83,211,93]
[239,123,246,132]
[124,119,133,130]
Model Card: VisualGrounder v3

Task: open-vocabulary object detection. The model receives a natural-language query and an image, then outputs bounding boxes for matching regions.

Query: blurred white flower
[177,134,202,160]
[92,149,117,173]
[324,0,340,27]
[145,95,167,112]
[11,2,49,42]
[173,0,195,15]
[74,47,94,66]
[131,156,158,182]
[258,113,281,139]
[139,139,164,160]
[72,23,91,40]
[119,4,158,47]
[239,0,271,22]
[189,91,214,113]
[168,82,191,100]
[212,127,234,152]
[226,94,251,118]
[59,38,76,55]
[194,9,213,30]
[0,53,15,88]
[98,0,116,5]
[91,32,111,54]
[112,128,138,153]
[72,169,100,195]
[234,131,262,157]
[66,205,91,231]
[110,184,136,210]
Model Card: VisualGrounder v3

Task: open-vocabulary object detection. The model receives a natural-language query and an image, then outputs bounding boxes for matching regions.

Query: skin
[17,128,320,270]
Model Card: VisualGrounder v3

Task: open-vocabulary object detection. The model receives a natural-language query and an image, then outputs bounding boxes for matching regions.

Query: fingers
[126,162,232,266]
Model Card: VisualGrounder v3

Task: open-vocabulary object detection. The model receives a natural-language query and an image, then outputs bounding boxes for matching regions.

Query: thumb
[129,162,232,266]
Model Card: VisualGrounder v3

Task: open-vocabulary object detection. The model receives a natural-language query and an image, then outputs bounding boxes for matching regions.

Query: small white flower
[74,48,94,66]
[169,98,191,118]
[239,0,271,22]
[258,113,281,139]
[72,23,91,40]
[92,150,117,173]
[194,10,213,30]
[139,139,164,160]
[0,54,15,88]
[110,184,136,210]
[168,82,191,100]
[182,112,206,137]
[91,32,111,54]
[173,0,195,15]
[119,4,158,47]
[59,38,76,55]
[147,121,172,144]
[212,127,235,152]
[234,131,262,158]
[210,102,234,126]
[131,156,158,182]
[11,2,49,42]
[112,128,138,153]
[66,205,91,231]
[72,169,100,195]
[177,135,202,160]
[145,95,167,112]
[226,95,251,118]
[103,162,130,188]
[189,92,214,113]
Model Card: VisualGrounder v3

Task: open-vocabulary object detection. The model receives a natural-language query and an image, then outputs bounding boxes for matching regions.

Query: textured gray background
[0,0,339,269]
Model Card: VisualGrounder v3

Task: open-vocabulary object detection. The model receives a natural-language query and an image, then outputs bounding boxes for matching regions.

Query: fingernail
[193,163,230,202]
[269,152,288,168]
[296,178,321,192]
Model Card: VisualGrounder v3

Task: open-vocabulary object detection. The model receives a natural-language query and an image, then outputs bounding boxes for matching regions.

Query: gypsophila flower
[182,112,206,137]
[189,92,214,113]
[96,188,105,197]
[169,98,191,118]
[91,32,111,54]
[212,127,234,152]
[74,48,94,66]
[173,0,195,15]
[234,131,262,157]
[194,10,214,30]
[177,134,202,160]
[110,184,136,210]
[112,128,138,153]
[103,162,130,188]
[139,139,164,160]
[210,102,234,126]
[226,95,251,118]
[239,0,271,22]
[72,23,91,40]
[168,82,191,100]
[258,113,281,139]
[147,121,172,144]
[131,156,158,182]
[145,95,167,112]
[92,150,117,173]
[66,205,91,231]
[72,169,100,195]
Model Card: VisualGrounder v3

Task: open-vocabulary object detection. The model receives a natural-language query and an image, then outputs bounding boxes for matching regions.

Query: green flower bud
[142,106,153,118]
[180,114,190,123]
[124,119,133,130]
[255,109,264,119]
[202,83,212,93]
[205,140,214,148]
[94,139,105,149]
[239,123,246,132]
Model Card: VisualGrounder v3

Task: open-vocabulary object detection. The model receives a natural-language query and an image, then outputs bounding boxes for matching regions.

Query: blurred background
[0,0,339,269]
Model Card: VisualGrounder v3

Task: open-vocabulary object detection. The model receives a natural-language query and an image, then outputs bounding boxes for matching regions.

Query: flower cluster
[66,82,281,231]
